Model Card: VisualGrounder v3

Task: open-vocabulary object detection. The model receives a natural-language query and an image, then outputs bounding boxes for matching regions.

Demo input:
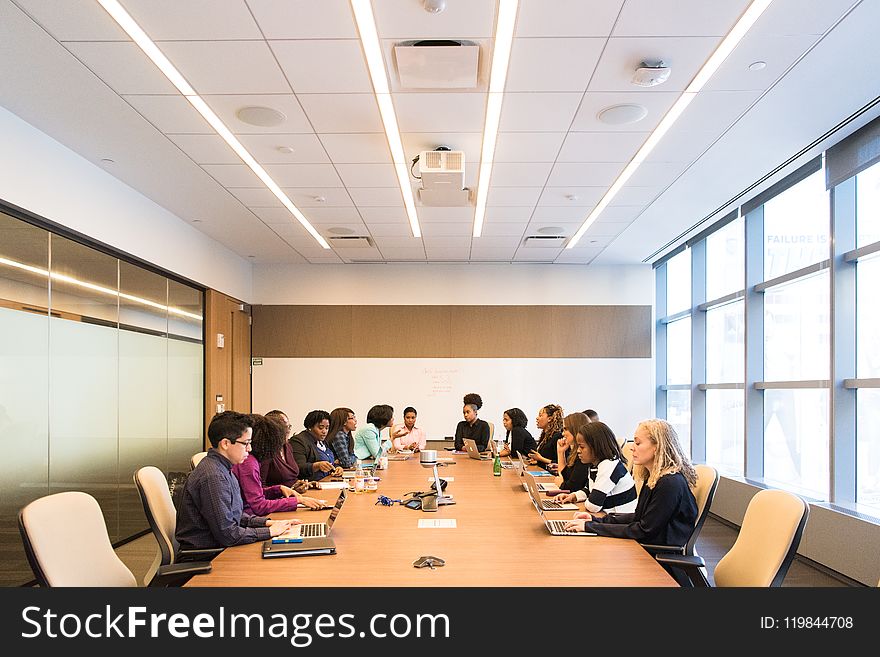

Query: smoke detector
[632,61,671,87]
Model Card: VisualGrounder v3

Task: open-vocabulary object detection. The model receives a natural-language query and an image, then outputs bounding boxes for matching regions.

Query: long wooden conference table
[186,453,676,587]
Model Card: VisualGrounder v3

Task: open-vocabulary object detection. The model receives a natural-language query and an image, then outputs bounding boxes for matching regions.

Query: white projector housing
[418,150,470,206]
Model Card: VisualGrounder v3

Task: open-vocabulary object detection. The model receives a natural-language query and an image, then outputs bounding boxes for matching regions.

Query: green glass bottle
[493,450,502,477]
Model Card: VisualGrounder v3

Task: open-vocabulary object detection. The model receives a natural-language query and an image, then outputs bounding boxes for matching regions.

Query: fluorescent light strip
[351,0,421,238]
[0,256,203,320]
[96,0,329,250]
[567,0,773,249]
[473,0,519,238]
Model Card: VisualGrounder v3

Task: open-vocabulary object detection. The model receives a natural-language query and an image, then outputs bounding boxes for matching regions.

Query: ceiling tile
[422,236,472,248]
[298,207,363,224]
[264,164,343,187]
[679,90,763,133]
[247,0,358,39]
[470,235,522,248]
[417,207,474,222]
[298,94,383,133]
[705,33,818,92]
[626,161,689,188]
[500,93,583,131]
[285,188,354,207]
[425,247,471,260]
[335,164,398,188]
[487,187,542,206]
[613,0,750,37]
[752,0,858,37]
[158,41,289,94]
[611,186,662,206]
[494,132,566,162]
[237,134,330,164]
[506,38,604,92]
[596,206,645,222]
[14,0,129,40]
[571,91,678,132]
[251,207,296,224]
[201,163,262,187]
[335,247,384,261]
[319,133,393,163]
[270,40,372,93]
[306,255,344,263]
[479,222,528,237]
[167,133,240,164]
[557,131,648,162]
[372,0,496,39]
[202,94,312,134]
[554,249,602,263]
[372,236,425,249]
[124,0,262,39]
[402,133,482,166]
[228,187,281,207]
[394,93,486,132]
[64,42,178,95]
[547,162,625,187]
[420,223,473,237]
[469,247,517,260]
[531,206,593,221]
[644,129,718,163]
[514,248,563,261]
[382,249,427,261]
[485,207,534,221]
[536,187,605,207]
[348,188,405,206]
[516,0,624,37]
[366,224,414,237]
[359,207,408,223]
[589,36,720,92]
[489,162,554,187]
[123,94,211,133]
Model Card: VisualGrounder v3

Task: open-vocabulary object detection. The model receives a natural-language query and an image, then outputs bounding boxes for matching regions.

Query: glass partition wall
[0,208,203,586]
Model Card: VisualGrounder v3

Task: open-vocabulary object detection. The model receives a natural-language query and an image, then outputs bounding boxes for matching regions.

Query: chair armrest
[149,562,212,587]
[655,554,710,587]
[641,543,685,556]
[178,547,224,562]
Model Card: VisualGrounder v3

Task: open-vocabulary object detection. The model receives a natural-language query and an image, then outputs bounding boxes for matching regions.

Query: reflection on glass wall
[666,390,691,458]
[0,209,203,586]
[706,390,744,476]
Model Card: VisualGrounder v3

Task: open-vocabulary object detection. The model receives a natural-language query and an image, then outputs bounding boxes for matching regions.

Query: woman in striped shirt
[554,421,637,517]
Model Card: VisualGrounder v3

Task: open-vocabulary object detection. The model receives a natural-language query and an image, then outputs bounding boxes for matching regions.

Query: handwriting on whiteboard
[425,367,458,397]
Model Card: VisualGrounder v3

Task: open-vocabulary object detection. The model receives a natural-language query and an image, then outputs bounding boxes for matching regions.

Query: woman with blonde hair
[528,403,564,472]
[564,418,696,548]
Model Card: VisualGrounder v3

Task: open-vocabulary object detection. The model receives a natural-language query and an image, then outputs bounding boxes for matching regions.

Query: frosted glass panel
[168,338,204,472]
[49,234,119,323]
[0,307,48,586]
[119,330,167,538]
[49,317,120,539]
[0,213,49,308]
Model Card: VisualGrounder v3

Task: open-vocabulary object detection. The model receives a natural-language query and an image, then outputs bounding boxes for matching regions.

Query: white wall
[0,106,252,301]
[253,263,653,305]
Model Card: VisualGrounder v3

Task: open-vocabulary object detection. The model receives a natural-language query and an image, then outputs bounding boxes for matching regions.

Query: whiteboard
[252,358,653,443]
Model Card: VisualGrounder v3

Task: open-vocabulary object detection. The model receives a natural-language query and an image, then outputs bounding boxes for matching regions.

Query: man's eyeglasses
[230,439,252,447]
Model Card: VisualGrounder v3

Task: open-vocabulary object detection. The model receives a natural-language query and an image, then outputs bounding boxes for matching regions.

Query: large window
[0,208,204,586]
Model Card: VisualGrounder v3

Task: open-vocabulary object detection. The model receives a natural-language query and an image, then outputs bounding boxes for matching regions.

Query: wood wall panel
[351,305,452,357]
[205,289,251,440]
[253,305,651,359]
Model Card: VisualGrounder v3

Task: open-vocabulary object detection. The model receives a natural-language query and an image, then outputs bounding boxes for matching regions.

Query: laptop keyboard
[547,519,579,534]
[542,500,565,509]
[298,523,326,538]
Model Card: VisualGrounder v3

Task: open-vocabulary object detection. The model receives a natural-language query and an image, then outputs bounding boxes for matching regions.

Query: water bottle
[493,451,502,477]
[354,459,365,493]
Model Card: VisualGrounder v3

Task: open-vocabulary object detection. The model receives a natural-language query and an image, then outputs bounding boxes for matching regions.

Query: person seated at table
[354,404,400,460]
[232,414,326,514]
[328,407,358,468]
[554,421,637,515]
[554,412,591,493]
[176,411,298,550]
[454,392,491,451]
[528,403,564,472]
[291,409,344,482]
[263,409,317,492]
[582,408,599,422]
[564,419,696,547]
[391,406,426,452]
[498,407,536,458]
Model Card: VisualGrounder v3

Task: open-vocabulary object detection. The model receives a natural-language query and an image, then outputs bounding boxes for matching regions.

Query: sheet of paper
[316,481,347,489]
[428,476,454,482]
[418,519,457,528]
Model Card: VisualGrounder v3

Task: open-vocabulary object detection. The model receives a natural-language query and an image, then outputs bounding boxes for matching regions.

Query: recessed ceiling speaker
[597,103,648,125]
[327,226,355,235]
[537,226,564,235]
[235,106,286,127]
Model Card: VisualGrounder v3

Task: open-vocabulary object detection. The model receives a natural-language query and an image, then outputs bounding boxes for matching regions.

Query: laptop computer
[524,472,577,511]
[534,502,597,537]
[516,452,555,488]
[278,488,347,539]
[463,438,491,461]
[261,536,337,558]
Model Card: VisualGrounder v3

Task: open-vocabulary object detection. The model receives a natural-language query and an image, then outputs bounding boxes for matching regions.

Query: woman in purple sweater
[232,414,325,515]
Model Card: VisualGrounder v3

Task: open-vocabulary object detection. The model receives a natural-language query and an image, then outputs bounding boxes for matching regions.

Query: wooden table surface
[186,454,676,587]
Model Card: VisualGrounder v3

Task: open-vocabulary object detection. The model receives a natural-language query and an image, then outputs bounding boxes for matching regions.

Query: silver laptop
[281,488,347,539]
[463,438,491,461]
[534,501,597,537]
[516,452,556,489]
[524,472,577,511]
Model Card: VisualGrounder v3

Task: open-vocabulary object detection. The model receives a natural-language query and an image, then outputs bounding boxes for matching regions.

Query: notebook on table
[261,536,336,558]
[277,488,347,539]
[524,472,578,511]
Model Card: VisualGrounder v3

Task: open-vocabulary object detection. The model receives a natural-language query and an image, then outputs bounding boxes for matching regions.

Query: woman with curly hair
[554,412,591,493]
[528,403,564,472]
[453,392,491,451]
[498,407,536,458]
[231,414,326,515]
[564,418,696,547]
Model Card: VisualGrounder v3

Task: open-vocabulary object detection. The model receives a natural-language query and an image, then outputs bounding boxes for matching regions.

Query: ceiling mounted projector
[417,148,470,206]
[632,61,671,87]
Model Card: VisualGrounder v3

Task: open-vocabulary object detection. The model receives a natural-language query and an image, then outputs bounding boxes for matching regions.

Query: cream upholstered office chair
[134,466,220,571]
[190,450,208,470]
[486,421,495,443]
[620,441,642,495]
[657,488,809,587]
[18,491,207,587]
